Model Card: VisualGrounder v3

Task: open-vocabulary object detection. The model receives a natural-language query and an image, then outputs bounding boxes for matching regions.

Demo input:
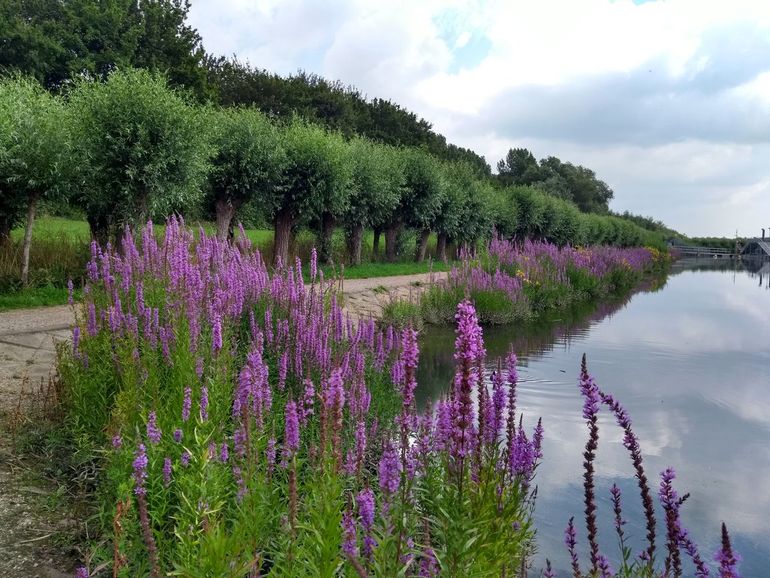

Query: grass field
[2,216,451,311]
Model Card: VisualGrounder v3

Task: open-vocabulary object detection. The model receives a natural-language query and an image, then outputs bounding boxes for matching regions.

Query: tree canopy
[67,68,210,244]
[497,148,614,213]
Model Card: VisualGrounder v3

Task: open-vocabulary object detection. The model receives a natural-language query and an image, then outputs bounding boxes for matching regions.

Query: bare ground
[0,272,445,576]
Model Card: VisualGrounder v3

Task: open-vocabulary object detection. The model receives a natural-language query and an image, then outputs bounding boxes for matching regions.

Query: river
[416,258,770,576]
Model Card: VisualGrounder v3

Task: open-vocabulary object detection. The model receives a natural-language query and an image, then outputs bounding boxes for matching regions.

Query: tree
[0,0,211,99]
[343,138,403,265]
[497,148,540,187]
[68,68,210,245]
[132,0,212,101]
[390,148,444,263]
[0,76,69,284]
[206,107,286,240]
[271,119,350,266]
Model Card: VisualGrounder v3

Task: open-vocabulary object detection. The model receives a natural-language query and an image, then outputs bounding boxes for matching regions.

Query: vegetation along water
[46,222,753,577]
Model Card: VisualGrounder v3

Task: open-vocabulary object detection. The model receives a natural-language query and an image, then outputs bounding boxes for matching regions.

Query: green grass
[0,286,79,311]
[319,260,451,280]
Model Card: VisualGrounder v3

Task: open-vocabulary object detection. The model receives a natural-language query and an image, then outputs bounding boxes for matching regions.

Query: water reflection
[417,260,770,576]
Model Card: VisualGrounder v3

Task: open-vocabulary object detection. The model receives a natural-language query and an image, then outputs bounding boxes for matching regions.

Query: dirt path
[0,271,445,576]
[333,271,444,320]
[0,306,78,576]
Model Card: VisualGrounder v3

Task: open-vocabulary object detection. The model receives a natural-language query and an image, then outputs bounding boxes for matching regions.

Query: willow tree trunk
[436,233,448,262]
[273,210,294,267]
[87,212,110,248]
[21,194,38,287]
[215,198,238,241]
[385,223,402,263]
[372,227,382,259]
[415,228,431,262]
[319,213,336,264]
[346,224,364,266]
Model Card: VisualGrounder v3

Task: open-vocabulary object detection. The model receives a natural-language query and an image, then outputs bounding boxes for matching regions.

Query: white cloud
[188,0,770,236]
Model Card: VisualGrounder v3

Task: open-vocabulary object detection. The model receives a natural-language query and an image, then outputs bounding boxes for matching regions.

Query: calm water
[417,258,770,576]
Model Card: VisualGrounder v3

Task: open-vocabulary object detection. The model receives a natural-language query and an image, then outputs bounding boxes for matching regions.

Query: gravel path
[0,271,445,576]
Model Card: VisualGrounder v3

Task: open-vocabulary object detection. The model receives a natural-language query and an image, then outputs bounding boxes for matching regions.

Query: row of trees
[0,70,667,286]
[0,0,489,175]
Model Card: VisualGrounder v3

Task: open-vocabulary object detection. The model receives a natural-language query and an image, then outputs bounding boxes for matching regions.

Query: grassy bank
[383,239,671,327]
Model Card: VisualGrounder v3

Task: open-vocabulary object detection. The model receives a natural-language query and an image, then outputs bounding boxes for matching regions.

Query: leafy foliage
[67,68,210,241]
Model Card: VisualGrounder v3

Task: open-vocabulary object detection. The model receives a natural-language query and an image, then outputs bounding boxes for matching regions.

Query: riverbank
[382,238,671,327]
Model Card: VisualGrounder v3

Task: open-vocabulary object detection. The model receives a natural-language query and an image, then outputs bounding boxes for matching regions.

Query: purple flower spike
[162,457,172,486]
[199,385,209,421]
[715,522,741,578]
[282,399,300,465]
[132,443,148,496]
[182,386,192,422]
[378,442,401,496]
[565,517,581,577]
[146,411,161,444]
[341,509,357,558]
[75,567,89,578]
[542,559,554,578]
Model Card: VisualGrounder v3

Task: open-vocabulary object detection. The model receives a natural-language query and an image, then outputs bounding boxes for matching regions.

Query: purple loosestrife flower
[75,567,89,578]
[132,443,148,496]
[451,300,484,462]
[660,467,683,576]
[378,441,401,496]
[282,400,300,465]
[163,457,172,487]
[199,385,209,421]
[265,437,277,475]
[173,428,183,443]
[610,484,626,539]
[597,555,613,578]
[419,547,439,577]
[356,488,376,558]
[212,315,222,354]
[680,527,710,577]
[112,433,122,449]
[86,302,97,335]
[278,351,288,391]
[542,560,554,578]
[300,379,315,425]
[565,517,581,578]
[400,326,419,409]
[220,442,229,463]
[182,386,192,422]
[715,522,741,578]
[341,509,358,558]
[72,327,80,358]
[67,279,74,306]
[579,354,600,573]
[181,450,191,467]
[532,417,544,459]
[146,411,162,444]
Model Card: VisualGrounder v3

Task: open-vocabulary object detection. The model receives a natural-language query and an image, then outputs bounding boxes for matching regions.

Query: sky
[188,0,770,237]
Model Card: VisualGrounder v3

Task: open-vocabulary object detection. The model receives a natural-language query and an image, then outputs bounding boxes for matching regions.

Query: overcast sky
[189,0,770,237]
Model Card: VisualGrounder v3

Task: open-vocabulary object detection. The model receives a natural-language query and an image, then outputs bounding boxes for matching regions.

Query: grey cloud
[478,24,770,147]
